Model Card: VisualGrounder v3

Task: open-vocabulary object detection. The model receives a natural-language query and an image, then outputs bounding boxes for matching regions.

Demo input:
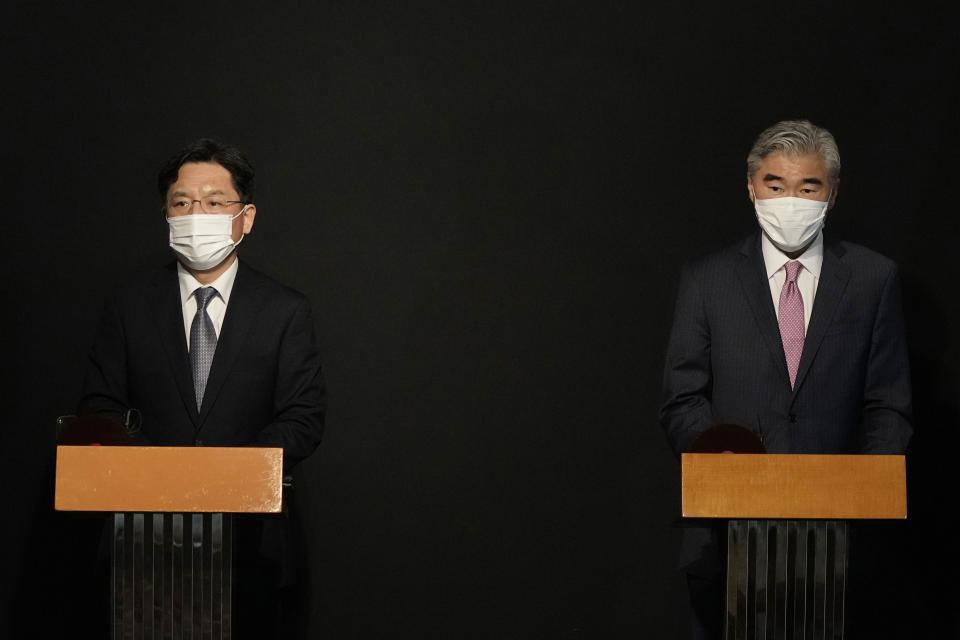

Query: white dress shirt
[760,231,823,331]
[177,259,239,349]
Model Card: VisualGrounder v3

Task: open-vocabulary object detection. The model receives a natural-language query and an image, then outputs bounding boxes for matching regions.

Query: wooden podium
[55,445,283,640]
[682,454,907,640]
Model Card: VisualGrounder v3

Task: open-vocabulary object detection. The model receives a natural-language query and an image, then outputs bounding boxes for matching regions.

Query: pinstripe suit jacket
[660,233,912,574]
[660,232,912,456]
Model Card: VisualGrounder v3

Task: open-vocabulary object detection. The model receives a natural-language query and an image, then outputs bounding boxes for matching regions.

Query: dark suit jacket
[660,232,912,572]
[78,260,326,586]
[79,260,325,466]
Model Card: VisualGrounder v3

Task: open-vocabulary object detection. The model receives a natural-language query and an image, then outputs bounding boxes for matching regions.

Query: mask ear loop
[231,205,248,248]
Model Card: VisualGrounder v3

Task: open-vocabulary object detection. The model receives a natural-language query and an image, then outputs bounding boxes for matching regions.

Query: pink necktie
[778,261,804,388]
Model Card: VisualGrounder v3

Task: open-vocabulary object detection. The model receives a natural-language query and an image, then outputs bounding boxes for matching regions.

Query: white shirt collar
[177,258,240,306]
[761,230,824,280]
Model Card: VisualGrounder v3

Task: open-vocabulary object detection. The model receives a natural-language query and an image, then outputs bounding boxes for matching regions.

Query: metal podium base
[726,519,847,640]
[112,513,233,639]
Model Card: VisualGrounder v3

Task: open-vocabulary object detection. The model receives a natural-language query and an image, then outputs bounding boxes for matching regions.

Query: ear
[241,204,257,234]
[746,175,756,203]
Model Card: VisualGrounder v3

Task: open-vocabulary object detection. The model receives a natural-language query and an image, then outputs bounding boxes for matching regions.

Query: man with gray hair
[659,119,912,638]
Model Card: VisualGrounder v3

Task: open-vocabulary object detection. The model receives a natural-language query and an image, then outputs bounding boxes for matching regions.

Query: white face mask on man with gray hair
[753,196,828,254]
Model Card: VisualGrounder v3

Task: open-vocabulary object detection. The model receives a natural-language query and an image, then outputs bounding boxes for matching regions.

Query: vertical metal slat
[191,513,203,639]
[133,513,145,640]
[812,521,827,639]
[823,522,836,638]
[772,522,788,640]
[753,520,769,640]
[172,514,183,640]
[113,514,125,640]
[202,513,213,638]
[830,522,847,640]
[211,514,222,640]
[123,513,136,640]
[791,521,806,639]
[222,514,232,640]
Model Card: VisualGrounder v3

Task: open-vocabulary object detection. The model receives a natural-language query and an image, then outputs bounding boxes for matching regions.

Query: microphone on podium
[688,423,765,454]
[56,410,141,446]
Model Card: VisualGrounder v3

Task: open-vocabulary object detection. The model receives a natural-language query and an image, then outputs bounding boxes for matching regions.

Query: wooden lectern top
[55,445,283,513]
[681,453,907,519]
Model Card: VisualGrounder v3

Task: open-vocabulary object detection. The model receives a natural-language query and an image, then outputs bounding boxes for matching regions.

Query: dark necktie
[778,261,805,388]
[190,287,218,410]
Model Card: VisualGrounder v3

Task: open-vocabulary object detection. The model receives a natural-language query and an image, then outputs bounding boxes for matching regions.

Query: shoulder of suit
[235,262,311,304]
[681,235,754,277]
[825,238,900,281]
[102,262,177,303]
[827,238,896,265]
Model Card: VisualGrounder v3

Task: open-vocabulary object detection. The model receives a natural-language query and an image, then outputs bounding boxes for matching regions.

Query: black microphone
[688,423,766,454]
[56,411,138,446]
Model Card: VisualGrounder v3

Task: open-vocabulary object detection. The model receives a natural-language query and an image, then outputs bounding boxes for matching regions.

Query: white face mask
[753,195,828,253]
[166,207,246,271]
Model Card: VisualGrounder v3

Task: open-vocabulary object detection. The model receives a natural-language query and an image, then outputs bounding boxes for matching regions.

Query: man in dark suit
[659,120,912,638]
[79,138,325,638]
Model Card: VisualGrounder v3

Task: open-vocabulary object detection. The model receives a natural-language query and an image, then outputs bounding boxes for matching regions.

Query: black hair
[157,138,255,206]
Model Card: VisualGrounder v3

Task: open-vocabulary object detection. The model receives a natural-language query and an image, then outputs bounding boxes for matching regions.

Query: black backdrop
[2,2,958,637]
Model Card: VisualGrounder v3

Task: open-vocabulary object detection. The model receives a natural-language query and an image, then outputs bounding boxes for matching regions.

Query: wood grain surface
[681,453,906,519]
[55,445,283,513]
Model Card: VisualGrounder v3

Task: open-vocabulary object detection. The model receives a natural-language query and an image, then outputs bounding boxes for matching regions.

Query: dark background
[2,2,958,637]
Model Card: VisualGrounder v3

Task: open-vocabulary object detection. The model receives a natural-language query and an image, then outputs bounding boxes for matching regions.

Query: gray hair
[746,120,841,185]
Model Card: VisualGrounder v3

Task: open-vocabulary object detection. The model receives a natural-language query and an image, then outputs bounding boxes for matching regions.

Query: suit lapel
[197,263,267,427]
[149,263,201,427]
[791,241,850,398]
[735,234,792,387]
